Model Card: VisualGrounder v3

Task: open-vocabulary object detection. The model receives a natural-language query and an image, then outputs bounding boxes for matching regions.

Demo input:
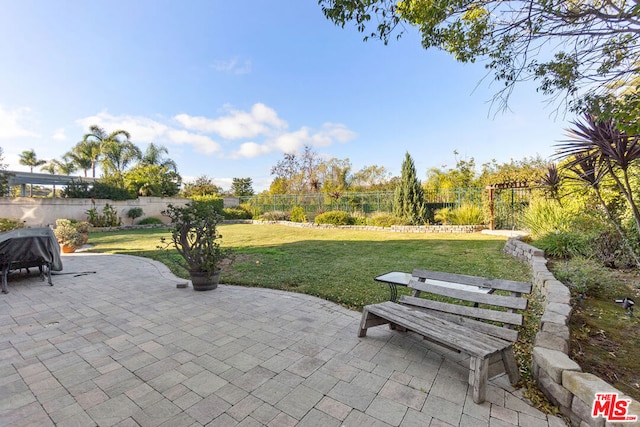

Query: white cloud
[212,57,252,75]
[320,122,357,144]
[76,112,169,141]
[75,106,356,162]
[52,128,66,141]
[175,103,287,139]
[0,105,40,139]
[76,112,220,154]
[233,141,273,159]
[272,123,357,153]
[166,129,220,154]
[273,128,310,154]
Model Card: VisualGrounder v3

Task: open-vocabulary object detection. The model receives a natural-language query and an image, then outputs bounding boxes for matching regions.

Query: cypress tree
[393,152,427,225]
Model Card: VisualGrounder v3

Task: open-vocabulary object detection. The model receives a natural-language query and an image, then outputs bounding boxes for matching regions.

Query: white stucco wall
[0,197,189,227]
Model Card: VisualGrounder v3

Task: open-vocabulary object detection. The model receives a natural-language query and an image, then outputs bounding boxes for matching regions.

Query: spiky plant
[538,163,562,203]
[555,114,640,234]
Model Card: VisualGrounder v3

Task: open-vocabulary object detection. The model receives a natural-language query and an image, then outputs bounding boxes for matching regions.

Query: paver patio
[0,252,568,426]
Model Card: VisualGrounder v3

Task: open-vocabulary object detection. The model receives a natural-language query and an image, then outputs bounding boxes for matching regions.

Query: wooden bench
[359,269,532,404]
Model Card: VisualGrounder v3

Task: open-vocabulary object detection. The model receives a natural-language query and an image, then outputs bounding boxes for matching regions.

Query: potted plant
[161,201,232,291]
[54,219,84,253]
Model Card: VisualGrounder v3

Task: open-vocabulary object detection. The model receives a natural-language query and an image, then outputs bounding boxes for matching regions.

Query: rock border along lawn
[504,238,640,427]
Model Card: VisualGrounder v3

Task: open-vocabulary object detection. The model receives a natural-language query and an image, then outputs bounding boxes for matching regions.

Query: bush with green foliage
[290,206,307,223]
[54,219,84,248]
[161,201,231,277]
[591,228,639,269]
[0,218,25,232]
[86,202,122,227]
[534,231,593,259]
[434,207,452,224]
[260,211,290,221]
[551,257,614,298]
[191,195,224,213]
[240,202,261,219]
[521,199,573,239]
[314,210,355,226]
[126,207,144,225]
[366,213,405,227]
[222,207,252,220]
[138,217,164,225]
[62,180,134,200]
[450,203,485,225]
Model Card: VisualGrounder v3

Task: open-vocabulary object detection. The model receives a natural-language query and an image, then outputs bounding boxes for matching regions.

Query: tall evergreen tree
[393,152,426,225]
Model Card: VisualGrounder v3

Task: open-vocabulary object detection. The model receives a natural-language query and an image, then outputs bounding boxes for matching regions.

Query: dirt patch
[568,275,640,401]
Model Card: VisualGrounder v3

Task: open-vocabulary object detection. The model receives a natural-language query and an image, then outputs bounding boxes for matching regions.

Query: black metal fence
[239,187,532,230]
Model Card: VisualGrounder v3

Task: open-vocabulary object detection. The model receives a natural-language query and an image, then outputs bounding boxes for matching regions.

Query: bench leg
[1,266,8,294]
[358,308,391,337]
[358,309,370,337]
[501,347,520,386]
[469,357,489,404]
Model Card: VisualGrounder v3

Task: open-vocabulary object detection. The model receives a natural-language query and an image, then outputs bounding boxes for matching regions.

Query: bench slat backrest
[402,269,532,342]
[408,279,527,310]
[399,296,520,342]
[412,269,532,294]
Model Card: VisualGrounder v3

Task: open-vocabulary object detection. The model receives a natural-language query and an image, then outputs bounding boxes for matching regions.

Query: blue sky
[0,1,571,191]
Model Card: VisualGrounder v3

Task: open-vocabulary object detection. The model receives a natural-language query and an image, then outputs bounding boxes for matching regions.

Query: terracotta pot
[189,269,221,291]
[60,244,76,253]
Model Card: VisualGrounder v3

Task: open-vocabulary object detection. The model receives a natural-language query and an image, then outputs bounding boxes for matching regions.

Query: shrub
[191,195,224,213]
[521,199,572,239]
[534,231,592,259]
[260,211,290,221]
[290,206,307,223]
[0,218,25,232]
[591,228,639,269]
[62,180,134,200]
[86,202,122,227]
[240,202,261,219]
[314,211,355,226]
[551,257,614,298]
[54,219,84,249]
[126,207,144,225]
[434,207,452,224]
[138,217,163,225]
[449,204,485,225]
[222,207,252,220]
[366,213,405,227]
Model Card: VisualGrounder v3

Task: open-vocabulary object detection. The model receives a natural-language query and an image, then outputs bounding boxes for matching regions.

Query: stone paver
[0,252,568,426]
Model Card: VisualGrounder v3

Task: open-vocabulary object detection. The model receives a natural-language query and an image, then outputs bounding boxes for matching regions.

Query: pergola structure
[4,171,97,197]
[486,181,530,230]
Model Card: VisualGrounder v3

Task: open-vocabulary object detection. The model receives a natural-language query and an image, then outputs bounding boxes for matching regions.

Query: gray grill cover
[0,227,63,271]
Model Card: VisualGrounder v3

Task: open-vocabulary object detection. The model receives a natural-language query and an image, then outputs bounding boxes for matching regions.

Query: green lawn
[88,224,530,311]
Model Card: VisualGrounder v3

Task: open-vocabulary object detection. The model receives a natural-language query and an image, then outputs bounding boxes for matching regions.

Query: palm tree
[19,149,47,196]
[141,143,177,171]
[83,125,137,178]
[67,141,98,177]
[41,160,61,197]
[19,149,46,173]
[101,138,141,177]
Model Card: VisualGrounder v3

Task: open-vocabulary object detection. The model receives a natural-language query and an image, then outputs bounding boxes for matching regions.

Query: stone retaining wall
[504,238,640,426]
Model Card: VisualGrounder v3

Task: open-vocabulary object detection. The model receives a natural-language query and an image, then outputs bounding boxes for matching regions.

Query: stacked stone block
[504,238,640,426]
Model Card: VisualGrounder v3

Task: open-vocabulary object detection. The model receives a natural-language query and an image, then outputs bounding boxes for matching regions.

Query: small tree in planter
[54,219,84,253]
[161,201,232,290]
[126,207,144,225]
